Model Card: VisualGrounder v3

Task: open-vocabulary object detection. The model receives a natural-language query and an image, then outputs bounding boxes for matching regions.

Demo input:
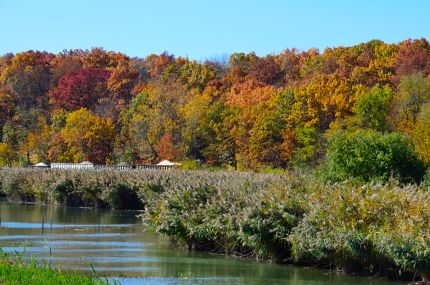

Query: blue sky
[1,0,429,60]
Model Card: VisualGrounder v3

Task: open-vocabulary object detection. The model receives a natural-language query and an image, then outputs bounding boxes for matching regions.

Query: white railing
[29,163,175,171]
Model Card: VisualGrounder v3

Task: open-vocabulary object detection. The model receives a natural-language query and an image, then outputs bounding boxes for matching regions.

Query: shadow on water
[0,200,405,285]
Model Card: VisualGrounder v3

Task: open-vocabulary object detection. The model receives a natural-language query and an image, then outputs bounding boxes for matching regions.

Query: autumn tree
[49,68,110,112]
[158,133,177,160]
[276,48,303,83]
[82,48,129,69]
[229,52,257,81]
[248,89,295,168]
[412,102,430,164]
[0,84,14,140]
[0,142,13,166]
[350,40,397,87]
[290,74,366,130]
[19,116,50,164]
[178,61,217,91]
[144,52,175,79]
[392,72,430,133]
[393,38,430,83]
[115,90,158,163]
[1,51,54,110]
[248,56,283,85]
[62,108,115,164]
[202,101,238,168]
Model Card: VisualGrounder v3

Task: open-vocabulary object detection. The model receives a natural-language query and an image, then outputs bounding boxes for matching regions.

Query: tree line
[1,39,430,179]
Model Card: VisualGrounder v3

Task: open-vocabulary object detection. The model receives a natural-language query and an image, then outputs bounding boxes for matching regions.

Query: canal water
[0,200,404,285]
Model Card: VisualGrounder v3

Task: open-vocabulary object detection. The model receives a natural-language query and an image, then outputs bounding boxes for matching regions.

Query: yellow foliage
[290,75,366,129]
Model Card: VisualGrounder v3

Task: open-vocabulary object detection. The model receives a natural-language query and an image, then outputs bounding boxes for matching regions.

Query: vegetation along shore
[0,168,429,283]
[0,251,112,285]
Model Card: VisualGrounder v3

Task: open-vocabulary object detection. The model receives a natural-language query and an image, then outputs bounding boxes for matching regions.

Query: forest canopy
[1,39,430,179]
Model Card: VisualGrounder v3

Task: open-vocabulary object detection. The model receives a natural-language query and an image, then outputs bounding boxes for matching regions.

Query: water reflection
[0,200,404,285]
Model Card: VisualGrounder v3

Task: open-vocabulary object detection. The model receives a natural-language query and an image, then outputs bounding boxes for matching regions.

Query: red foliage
[157,133,177,160]
[394,38,430,83]
[49,68,110,111]
[145,52,175,79]
[248,56,283,85]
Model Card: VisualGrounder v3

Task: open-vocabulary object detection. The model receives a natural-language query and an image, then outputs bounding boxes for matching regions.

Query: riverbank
[0,251,111,285]
[0,169,429,283]
[141,174,430,284]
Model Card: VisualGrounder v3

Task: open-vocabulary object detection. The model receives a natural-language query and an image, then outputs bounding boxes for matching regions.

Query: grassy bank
[0,251,111,285]
[1,168,429,283]
[141,174,430,283]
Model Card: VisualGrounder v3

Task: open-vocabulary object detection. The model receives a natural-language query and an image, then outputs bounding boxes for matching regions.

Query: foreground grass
[0,252,112,285]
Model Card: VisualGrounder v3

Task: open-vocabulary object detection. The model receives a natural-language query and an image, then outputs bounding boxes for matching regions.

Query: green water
[0,200,404,285]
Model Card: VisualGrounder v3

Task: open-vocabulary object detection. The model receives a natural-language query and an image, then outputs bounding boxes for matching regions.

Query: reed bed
[1,168,429,283]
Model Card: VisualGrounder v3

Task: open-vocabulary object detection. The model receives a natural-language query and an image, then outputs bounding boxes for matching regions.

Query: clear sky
[1,0,429,60]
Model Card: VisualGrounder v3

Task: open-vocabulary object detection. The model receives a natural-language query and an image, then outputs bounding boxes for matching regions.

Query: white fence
[50,163,95,170]
[40,163,174,170]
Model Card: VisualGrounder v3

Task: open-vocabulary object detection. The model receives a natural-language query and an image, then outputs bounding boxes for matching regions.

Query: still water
[0,200,404,285]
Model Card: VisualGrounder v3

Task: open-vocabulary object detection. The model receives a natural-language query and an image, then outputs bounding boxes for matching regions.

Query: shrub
[325,130,425,183]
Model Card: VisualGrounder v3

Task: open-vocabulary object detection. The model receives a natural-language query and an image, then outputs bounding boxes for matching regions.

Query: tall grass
[1,168,429,282]
[0,251,112,285]
[0,168,282,209]
[141,174,430,283]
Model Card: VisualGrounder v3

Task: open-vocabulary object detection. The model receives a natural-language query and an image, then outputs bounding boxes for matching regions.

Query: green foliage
[179,159,201,170]
[325,130,425,183]
[0,251,111,285]
[354,84,393,131]
[292,126,322,167]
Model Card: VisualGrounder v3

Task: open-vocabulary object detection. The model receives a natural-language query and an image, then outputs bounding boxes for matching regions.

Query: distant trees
[0,40,430,178]
[0,50,53,110]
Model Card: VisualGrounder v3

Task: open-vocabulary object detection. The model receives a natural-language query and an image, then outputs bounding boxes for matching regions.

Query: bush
[325,130,425,183]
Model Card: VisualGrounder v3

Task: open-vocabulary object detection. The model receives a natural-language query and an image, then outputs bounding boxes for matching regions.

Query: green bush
[325,130,425,183]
